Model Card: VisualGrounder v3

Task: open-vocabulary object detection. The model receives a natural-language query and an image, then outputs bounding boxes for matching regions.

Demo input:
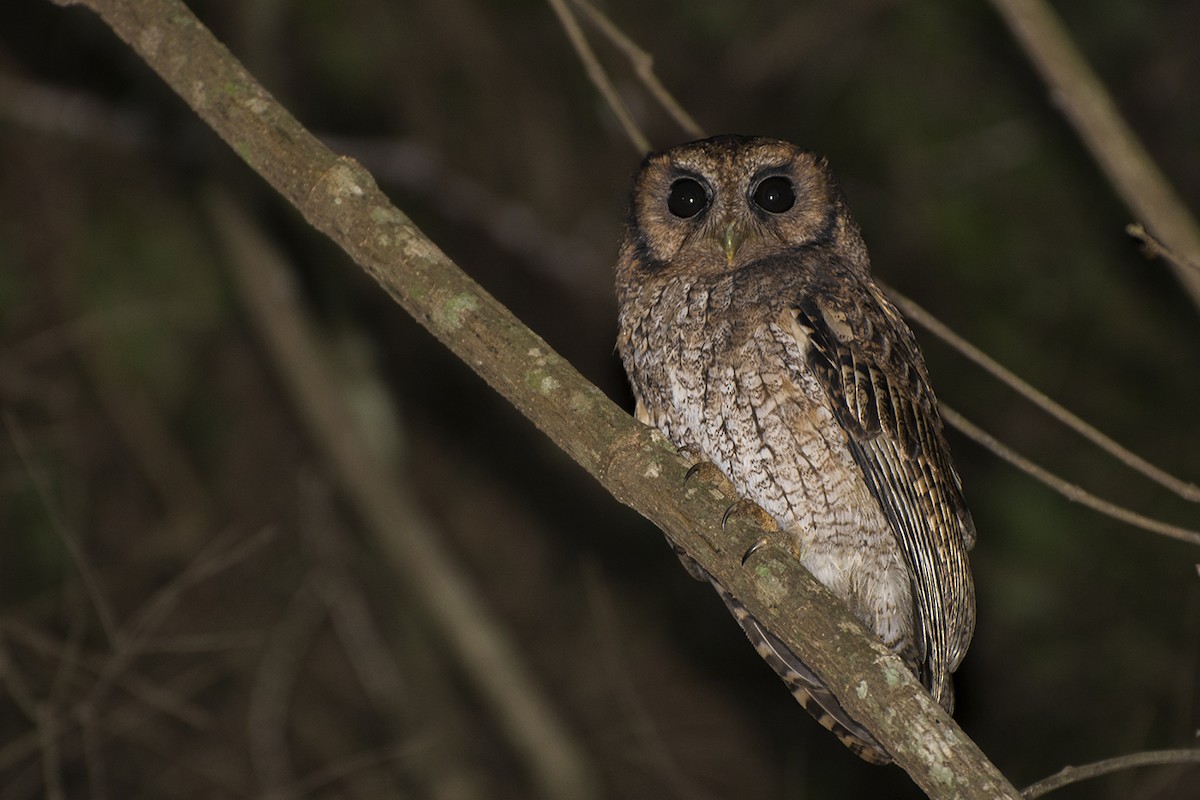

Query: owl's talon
[681,460,738,497]
[721,498,779,533]
[741,535,773,565]
[721,503,738,531]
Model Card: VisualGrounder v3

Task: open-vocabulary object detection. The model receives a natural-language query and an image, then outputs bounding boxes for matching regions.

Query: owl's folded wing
[782,280,975,710]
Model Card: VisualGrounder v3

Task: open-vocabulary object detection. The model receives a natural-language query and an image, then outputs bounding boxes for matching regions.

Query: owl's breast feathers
[618,259,975,711]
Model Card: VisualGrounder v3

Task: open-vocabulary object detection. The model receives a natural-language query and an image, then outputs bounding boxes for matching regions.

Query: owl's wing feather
[785,280,975,709]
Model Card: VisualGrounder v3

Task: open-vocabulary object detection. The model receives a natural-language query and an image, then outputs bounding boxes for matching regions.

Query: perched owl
[615,135,976,764]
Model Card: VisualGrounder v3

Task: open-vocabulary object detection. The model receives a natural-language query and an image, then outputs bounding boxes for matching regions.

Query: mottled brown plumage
[615,135,976,764]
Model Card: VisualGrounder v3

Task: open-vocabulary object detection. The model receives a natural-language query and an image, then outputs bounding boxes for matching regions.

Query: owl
[615,135,976,764]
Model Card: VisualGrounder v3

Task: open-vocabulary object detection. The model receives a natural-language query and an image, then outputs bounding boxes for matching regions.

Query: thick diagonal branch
[58,0,1021,796]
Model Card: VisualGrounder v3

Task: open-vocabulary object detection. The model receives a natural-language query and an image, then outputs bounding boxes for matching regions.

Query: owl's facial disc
[623,136,850,277]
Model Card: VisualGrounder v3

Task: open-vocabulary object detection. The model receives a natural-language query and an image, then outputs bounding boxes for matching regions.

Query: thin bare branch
[296,474,410,721]
[582,565,714,800]
[0,653,220,774]
[102,716,243,796]
[38,705,65,800]
[886,285,1200,503]
[124,527,277,641]
[1022,748,1200,798]
[545,0,652,153]
[1,618,215,732]
[989,0,1200,310]
[49,602,87,709]
[87,527,277,709]
[0,635,41,722]
[78,704,107,800]
[2,411,120,646]
[134,631,261,654]
[0,69,151,150]
[941,405,1200,548]
[287,740,431,797]
[61,309,215,538]
[568,0,704,140]
[1127,223,1200,277]
[0,531,262,784]
[247,580,324,800]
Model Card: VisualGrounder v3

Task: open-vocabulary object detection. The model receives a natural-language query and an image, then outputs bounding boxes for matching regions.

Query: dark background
[2,0,1198,797]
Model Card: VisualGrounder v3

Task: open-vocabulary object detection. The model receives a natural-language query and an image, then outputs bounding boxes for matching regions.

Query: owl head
[618,135,869,282]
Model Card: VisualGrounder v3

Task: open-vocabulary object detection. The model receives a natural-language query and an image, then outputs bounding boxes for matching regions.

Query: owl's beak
[721,223,745,266]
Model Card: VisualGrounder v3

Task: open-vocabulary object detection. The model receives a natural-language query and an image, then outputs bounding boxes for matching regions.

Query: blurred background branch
[3,0,1198,797]
[989,0,1200,310]
[205,183,598,800]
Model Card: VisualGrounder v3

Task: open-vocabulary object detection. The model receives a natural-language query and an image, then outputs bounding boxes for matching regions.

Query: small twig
[0,655,220,774]
[123,526,278,641]
[297,474,410,721]
[582,565,714,800]
[568,0,704,140]
[104,727,242,797]
[544,0,651,153]
[941,405,1200,548]
[38,705,65,800]
[0,70,151,150]
[1021,748,1200,798]
[247,579,325,800]
[0,617,217,792]
[886,284,1200,503]
[0,619,212,730]
[3,412,120,646]
[87,527,277,709]
[287,740,431,797]
[988,0,1200,311]
[1127,223,1200,277]
[49,602,87,706]
[78,704,107,800]
[74,353,214,541]
[134,631,262,654]
[6,302,210,367]
[0,634,41,722]
[50,604,90,798]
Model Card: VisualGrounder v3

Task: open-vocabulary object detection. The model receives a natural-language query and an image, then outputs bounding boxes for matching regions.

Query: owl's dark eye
[752,176,795,214]
[667,178,709,218]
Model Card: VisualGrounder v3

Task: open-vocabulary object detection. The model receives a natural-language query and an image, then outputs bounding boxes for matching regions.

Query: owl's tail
[676,548,892,765]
